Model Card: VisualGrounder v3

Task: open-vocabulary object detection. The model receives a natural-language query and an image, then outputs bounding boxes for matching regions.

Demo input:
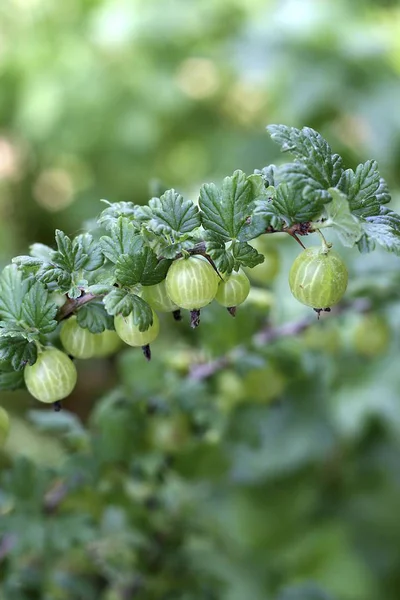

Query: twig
[57,292,101,321]
[189,297,371,381]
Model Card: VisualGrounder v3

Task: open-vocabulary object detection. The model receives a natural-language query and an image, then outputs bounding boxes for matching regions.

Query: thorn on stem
[190,309,201,328]
[172,309,182,322]
[142,344,152,361]
[227,306,237,317]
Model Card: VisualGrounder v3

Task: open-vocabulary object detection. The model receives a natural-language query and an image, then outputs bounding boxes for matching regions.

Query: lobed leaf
[149,189,201,236]
[76,300,114,333]
[103,289,153,331]
[337,160,391,218]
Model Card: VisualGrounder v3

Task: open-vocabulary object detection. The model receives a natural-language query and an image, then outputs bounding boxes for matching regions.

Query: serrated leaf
[362,208,400,255]
[205,234,235,274]
[337,160,391,218]
[97,200,140,230]
[103,289,152,331]
[115,250,171,287]
[231,241,264,269]
[149,189,201,236]
[0,322,39,343]
[29,242,55,261]
[0,336,37,370]
[199,170,260,241]
[21,282,58,334]
[255,182,325,227]
[314,188,362,247]
[267,124,343,190]
[76,233,104,271]
[0,265,30,322]
[38,267,72,290]
[99,218,139,263]
[254,165,279,187]
[76,301,114,333]
[53,230,87,272]
[87,283,115,295]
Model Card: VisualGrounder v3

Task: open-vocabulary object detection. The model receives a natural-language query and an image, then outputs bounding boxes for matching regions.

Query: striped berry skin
[141,280,179,313]
[60,316,100,359]
[114,309,159,347]
[215,269,250,307]
[165,256,219,310]
[289,246,348,308]
[24,348,77,403]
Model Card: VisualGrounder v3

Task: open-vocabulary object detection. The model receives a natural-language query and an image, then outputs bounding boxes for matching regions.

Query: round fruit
[353,313,390,357]
[0,407,10,447]
[165,256,219,310]
[289,246,348,308]
[60,316,99,359]
[93,329,123,358]
[140,280,178,312]
[24,347,77,403]
[114,310,159,347]
[215,269,250,307]
[247,237,280,284]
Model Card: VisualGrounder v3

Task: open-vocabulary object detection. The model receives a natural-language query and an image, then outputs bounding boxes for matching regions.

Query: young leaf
[99,218,139,263]
[115,250,171,287]
[149,189,201,236]
[103,289,153,331]
[97,200,140,230]
[337,160,391,218]
[199,170,261,241]
[76,301,114,333]
[267,124,343,190]
[313,188,362,247]
[204,234,235,274]
[0,265,30,322]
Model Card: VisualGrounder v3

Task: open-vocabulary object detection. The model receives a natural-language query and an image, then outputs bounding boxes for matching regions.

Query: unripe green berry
[289,246,348,308]
[140,280,179,312]
[215,269,250,307]
[24,348,77,403]
[114,310,159,347]
[166,256,219,310]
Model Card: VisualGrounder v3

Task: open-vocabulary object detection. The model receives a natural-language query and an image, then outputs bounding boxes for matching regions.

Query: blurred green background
[2,0,400,598]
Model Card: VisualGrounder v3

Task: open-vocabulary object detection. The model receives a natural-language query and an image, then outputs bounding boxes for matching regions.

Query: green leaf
[0,336,37,370]
[362,208,400,255]
[149,189,201,236]
[205,234,235,274]
[97,200,141,230]
[314,188,362,247]
[103,289,152,331]
[205,234,264,274]
[338,160,391,218]
[199,170,260,241]
[0,364,25,391]
[0,265,30,322]
[231,241,264,269]
[267,124,343,191]
[255,182,325,227]
[76,301,114,333]
[29,242,55,261]
[115,250,171,287]
[53,230,87,272]
[75,233,104,271]
[99,218,139,263]
[21,282,58,334]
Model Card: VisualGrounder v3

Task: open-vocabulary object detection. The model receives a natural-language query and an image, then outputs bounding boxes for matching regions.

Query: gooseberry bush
[1,124,398,404]
[1,125,400,599]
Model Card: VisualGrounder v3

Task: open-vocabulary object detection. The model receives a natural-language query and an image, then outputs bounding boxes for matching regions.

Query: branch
[189,297,371,381]
[56,292,102,322]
